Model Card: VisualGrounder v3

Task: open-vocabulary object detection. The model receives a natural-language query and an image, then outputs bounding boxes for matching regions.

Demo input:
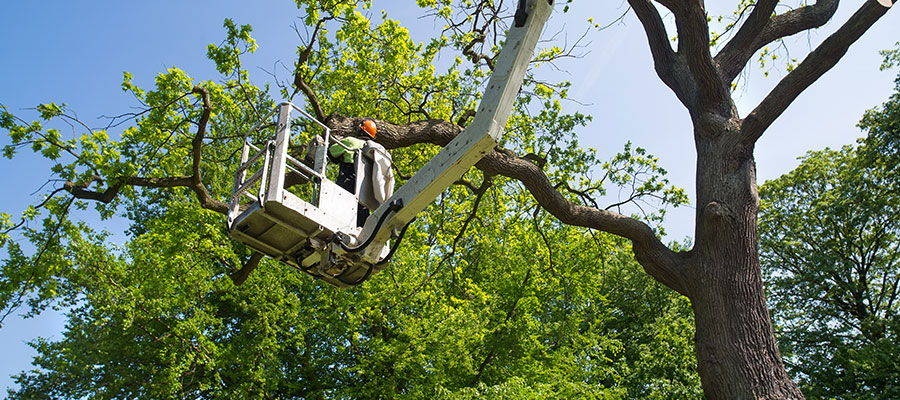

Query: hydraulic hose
[336,199,403,253]
[331,199,404,286]
[334,217,414,286]
[374,217,415,266]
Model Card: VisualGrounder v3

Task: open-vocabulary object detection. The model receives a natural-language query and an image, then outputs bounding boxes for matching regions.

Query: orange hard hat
[360,119,377,138]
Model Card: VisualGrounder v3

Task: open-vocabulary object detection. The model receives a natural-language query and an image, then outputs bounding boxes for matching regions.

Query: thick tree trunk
[690,240,802,398]
[689,130,804,399]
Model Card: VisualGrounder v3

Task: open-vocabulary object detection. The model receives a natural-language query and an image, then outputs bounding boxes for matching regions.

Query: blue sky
[1,0,897,393]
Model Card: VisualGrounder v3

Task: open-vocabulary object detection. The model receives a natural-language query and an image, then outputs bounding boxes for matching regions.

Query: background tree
[759,49,900,399]
[759,148,900,398]
[1,0,897,398]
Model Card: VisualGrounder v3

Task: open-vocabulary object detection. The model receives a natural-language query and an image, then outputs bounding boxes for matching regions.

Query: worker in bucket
[328,118,394,226]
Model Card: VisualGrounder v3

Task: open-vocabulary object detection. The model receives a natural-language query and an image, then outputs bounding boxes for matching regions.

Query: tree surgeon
[328,118,380,226]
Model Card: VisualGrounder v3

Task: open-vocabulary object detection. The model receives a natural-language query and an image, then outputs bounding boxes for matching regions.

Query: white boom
[354,0,553,262]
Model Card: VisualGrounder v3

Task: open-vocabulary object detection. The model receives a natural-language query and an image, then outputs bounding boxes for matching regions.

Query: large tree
[1,0,896,398]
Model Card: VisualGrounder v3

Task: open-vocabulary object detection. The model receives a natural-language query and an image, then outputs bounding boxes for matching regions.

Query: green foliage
[207,19,258,76]
[880,42,900,71]
[6,189,700,399]
[859,69,900,168]
[708,0,753,48]
[2,1,699,398]
[759,91,900,398]
[2,103,75,162]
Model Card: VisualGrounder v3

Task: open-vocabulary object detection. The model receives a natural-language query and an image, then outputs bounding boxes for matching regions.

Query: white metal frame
[227,102,373,287]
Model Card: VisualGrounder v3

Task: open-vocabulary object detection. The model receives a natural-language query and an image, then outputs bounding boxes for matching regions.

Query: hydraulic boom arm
[353,0,554,265]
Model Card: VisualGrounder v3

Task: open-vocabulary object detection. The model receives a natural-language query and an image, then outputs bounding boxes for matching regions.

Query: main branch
[627,0,680,98]
[742,1,892,143]
[670,0,732,111]
[64,86,228,214]
[325,114,690,295]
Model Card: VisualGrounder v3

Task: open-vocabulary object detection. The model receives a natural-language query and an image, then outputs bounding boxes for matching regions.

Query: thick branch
[64,176,119,203]
[741,1,891,143]
[627,0,679,95]
[295,77,326,122]
[670,0,732,111]
[64,176,194,203]
[461,30,496,70]
[478,148,689,294]
[456,109,476,127]
[716,0,839,83]
[189,86,228,213]
[64,87,228,214]
[714,0,779,82]
[325,114,690,295]
[231,252,264,285]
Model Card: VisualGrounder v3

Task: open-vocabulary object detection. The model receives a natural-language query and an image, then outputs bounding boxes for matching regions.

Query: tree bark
[689,125,803,398]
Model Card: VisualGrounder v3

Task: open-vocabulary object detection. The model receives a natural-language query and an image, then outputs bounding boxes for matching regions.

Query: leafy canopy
[1,1,695,398]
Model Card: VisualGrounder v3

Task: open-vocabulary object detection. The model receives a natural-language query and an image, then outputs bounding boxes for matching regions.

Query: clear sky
[1,0,897,393]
